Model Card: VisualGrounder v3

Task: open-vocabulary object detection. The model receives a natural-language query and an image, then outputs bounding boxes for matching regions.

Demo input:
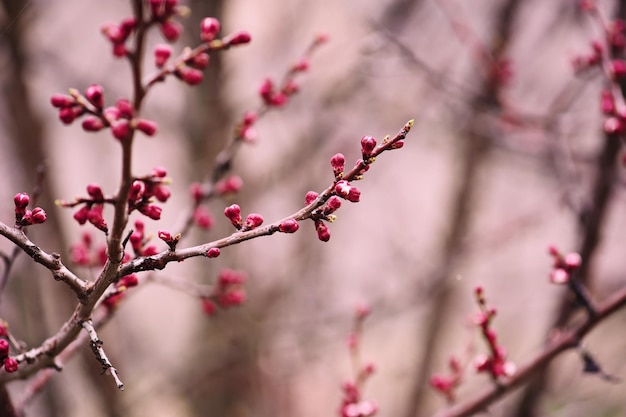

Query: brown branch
[0,221,91,298]
[432,286,626,417]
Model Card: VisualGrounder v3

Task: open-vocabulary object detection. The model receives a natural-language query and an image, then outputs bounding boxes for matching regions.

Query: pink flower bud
[360,136,377,156]
[58,107,78,124]
[86,184,104,200]
[177,66,204,85]
[139,204,162,220]
[85,84,104,109]
[269,92,287,106]
[224,204,242,229]
[112,43,128,57]
[327,195,342,211]
[218,290,246,307]
[154,185,171,203]
[330,153,345,173]
[603,117,625,134]
[154,43,172,68]
[202,298,217,316]
[88,205,108,232]
[116,98,134,118]
[601,90,615,114]
[82,117,105,132]
[215,176,243,195]
[391,140,404,149]
[200,17,221,42]
[282,80,299,95]
[101,23,125,43]
[152,166,167,178]
[243,111,257,126]
[207,247,221,258]
[292,58,309,72]
[30,207,47,224]
[549,268,569,284]
[193,206,214,230]
[112,120,132,141]
[611,59,626,78]
[14,193,30,210]
[190,182,204,203]
[564,252,582,269]
[259,78,273,102]
[3,357,17,373]
[160,20,183,42]
[136,119,158,136]
[158,230,173,242]
[305,191,318,205]
[128,180,145,202]
[244,213,264,229]
[315,220,330,242]
[50,94,75,108]
[121,274,139,288]
[73,205,90,225]
[190,52,210,69]
[278,219,299,233]
[0,340,9,358]
[227,30,251,45]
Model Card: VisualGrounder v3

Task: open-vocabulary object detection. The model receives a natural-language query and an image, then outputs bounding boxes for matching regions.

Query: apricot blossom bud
[330,153,345,174]
[136,119,158,136]
[200,17,221,42]
[14,193,29,210]
[278,219,299,233]
[154,44,172,68]
[244,213,264,229]
[549,268,569,284]
[194,206,214,229]
[112,120,131,141]
[224,204,242,228]
[227,31,251,45]
[160,20,183,41]
[177,66,204,85]
[31,207,47,224]
[315,220,330,242]
[82,117,105,132]
[139,204,162,220]
[50,94,75,108]
[305,191,318,205]
[360,136,377,157]
[207,247,221,258]
[85,84,104,109]
[3,357,17,373]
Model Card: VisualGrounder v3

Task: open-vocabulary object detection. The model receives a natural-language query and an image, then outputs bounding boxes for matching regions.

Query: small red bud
[112,43,128,57]
[139,204,162,220]
[202,298,217,316]
[315,220,330,242]
[14,193,29,210]
[292,58,309,72]
[215,176,243,195]
[611,59,626,78]
[190,52,210,69]
[86,184,104,200]
[330,153,345,174]
[50,94,75,108]
[278,219,299,233]
[82,117,105,132]
[73,205,90,225]
[227,30,251,45]
[0,340,9,358]
[31,207,47,224]
[193,206,214,229]
[200,17,221,42]
[160,20,183,42]
[85,84,104,109]
[244,213,264,229]
[305,191,318,205]
[154,185,171,203]
[158,230,173,242]
[207,247,221,258]
[112,120,132,141]
[177,66,204,85]
[116,99,134,118]
[3,357,18,373]
[136,119,158,136]
[154,43,172,68]
[360,135,377,156]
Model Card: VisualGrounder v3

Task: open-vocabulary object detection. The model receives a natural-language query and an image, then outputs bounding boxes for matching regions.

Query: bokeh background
[1,0,625,416]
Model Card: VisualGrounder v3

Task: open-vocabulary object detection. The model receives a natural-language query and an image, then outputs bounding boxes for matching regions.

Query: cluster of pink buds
[101,16,137,57]
[572,40,603,73]
[13,192,46,227]
[223,204,264,231]
[129,220,159,257]
[56,184,111,232]
[0,339,18,373]
[148,0,188,42]
[128,167,171,221]
[547,245,582,285]
[70,232,108,267]
[430,356,464,403]
[339,304,377,417]
[201,268,246,315]
[234,111,258,142]
[472,287,516,380]
[335,180,361,203]
[102,273,139,310]
[51,86,158,141]
[215,175,243,196]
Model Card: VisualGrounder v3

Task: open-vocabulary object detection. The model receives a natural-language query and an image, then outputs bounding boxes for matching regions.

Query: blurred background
[0,0,625,416]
